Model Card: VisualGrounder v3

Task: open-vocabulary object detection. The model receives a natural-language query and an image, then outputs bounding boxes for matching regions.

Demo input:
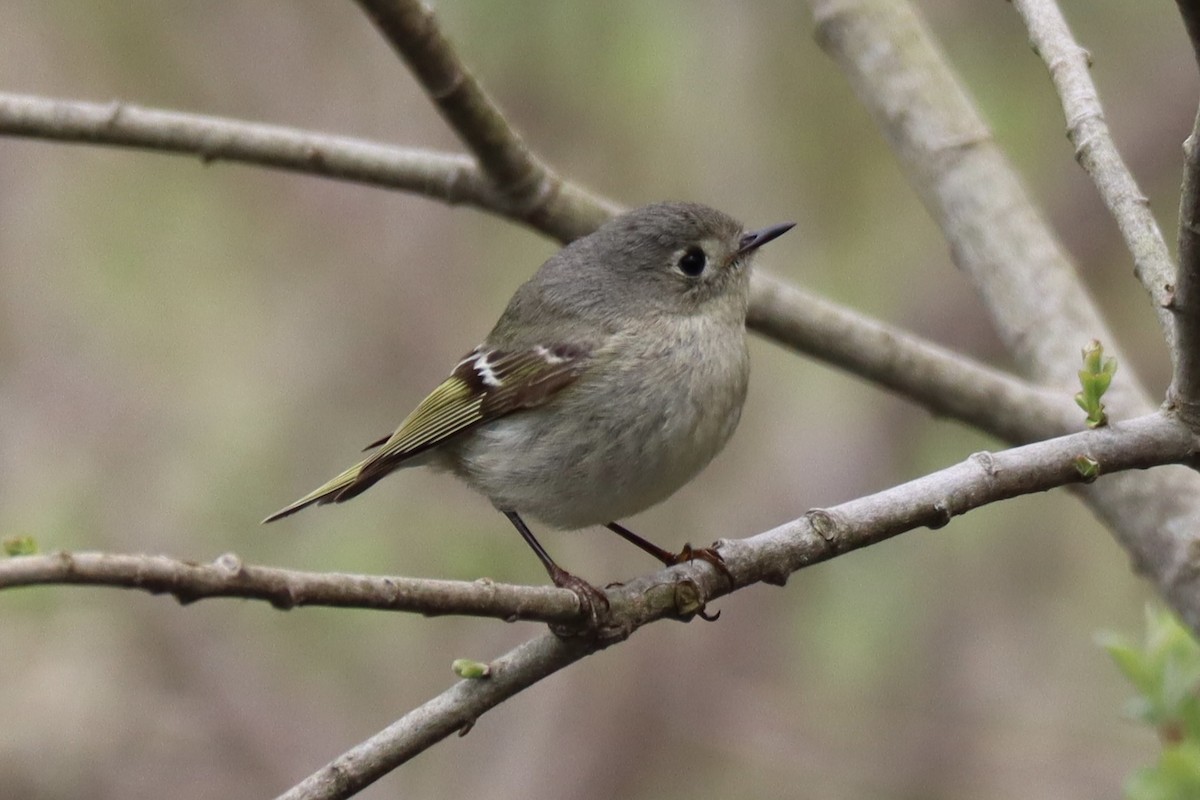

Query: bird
[265,202,793,613]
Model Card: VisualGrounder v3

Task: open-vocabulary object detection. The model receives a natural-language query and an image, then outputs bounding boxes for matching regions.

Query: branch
[352,0,615,238]
[0,551,582,624]
[0,91,1070,448]
[1178,0,1200,70]
[0,91,616,244]
[6,74,1198,621]
[808,0,1200,634]
[277,411,1197,799]
[749,273,1073,444]
[1012,0,1177,349]
[811,0,1138,391]
[1171,1,1200,425]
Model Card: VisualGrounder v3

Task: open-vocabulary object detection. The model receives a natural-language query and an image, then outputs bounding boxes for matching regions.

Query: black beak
[736,221,795,256]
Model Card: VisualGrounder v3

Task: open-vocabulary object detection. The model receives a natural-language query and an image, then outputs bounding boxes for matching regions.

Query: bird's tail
[261,457,378,523]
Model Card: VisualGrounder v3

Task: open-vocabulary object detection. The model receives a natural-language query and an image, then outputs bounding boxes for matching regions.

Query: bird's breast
[446,316,750,529]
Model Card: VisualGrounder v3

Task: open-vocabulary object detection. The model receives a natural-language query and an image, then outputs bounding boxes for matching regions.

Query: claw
[675,542,734,586]
[547,565,611,636]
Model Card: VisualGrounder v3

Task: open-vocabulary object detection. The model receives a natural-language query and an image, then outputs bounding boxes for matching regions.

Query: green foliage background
[0,2,1191,798]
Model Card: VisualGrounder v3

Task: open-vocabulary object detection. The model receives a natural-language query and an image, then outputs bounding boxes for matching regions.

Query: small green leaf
[2,536,37,556]
[1076,340,1117,428]
[451,659,491,679]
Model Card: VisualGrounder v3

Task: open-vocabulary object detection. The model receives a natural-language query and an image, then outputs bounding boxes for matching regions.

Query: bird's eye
[677,246,707,277]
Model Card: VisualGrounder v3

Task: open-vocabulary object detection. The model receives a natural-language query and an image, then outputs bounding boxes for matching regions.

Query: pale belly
[438,326,749,529]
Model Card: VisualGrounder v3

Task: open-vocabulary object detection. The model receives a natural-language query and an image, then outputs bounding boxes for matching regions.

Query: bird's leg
[604,521,734,585]
[502,511,609,627]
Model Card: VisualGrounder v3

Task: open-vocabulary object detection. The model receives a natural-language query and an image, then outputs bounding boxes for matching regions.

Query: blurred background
[0,1,1192,798]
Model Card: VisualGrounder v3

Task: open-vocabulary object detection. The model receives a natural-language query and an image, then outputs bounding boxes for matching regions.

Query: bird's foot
[670,543,734,586]
[664,544,733,622]
[547,565,612,637]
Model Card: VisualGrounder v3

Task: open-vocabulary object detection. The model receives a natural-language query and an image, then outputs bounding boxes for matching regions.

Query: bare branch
[1013,0,1177,348]
[276,631,593,800]
[0,91,618,244]
[749,273,1072,444]
[807,0,1200,634]
[1177,0,1200,70]
[4,0,1198,638]
[278,411,1197,800]
[351,0,615,238]
[811,0,1140,391]
[1171,107,1200,425]
[0,90,1067,448]
[1170,0,1200,424]
[0,551,582,624]
[0,93,487,202]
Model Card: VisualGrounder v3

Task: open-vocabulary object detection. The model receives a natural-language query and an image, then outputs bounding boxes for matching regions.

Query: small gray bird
[265,202,793,607]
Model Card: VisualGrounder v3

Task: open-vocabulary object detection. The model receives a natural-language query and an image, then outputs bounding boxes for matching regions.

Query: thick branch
[278,411,1197,800]
[0,551,582,623]
[1013,0,1177,348]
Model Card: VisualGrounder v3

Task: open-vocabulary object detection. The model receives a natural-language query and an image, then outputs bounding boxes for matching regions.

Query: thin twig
[0,551,583,623]
[1013,0,1177,349]
[277,411,1197,800]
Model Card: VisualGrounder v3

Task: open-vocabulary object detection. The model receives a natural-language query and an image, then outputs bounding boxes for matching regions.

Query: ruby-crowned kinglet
[265,202,793,608]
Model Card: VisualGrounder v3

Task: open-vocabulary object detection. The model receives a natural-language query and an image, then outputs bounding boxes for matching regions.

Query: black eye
[678,246,707,277]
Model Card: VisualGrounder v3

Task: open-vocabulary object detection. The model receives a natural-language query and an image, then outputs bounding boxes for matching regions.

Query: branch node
[805,508,843,545]
[103,99,125,129]
[214,551,245,575]
[671,578,706,618]
[969,450,999,477]
[927,501,954,530]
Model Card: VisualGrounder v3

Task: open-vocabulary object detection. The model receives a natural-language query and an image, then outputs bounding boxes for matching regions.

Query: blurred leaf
[2,535,37,556]
[1106,607,1200,798]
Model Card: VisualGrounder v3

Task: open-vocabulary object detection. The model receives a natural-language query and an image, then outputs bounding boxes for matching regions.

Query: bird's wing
[262,344,589,522]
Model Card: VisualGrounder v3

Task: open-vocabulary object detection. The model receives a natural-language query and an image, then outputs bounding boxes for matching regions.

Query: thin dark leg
[504,510,561,577]
[605,522,733,585]
[603,521,682,564]
[503,511,609,620]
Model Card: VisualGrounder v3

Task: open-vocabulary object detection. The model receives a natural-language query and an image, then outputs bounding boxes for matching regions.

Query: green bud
[1073,455,1100,481]
[2,536,37,557]
[1076,340,1117,428]
[451,658,492,679]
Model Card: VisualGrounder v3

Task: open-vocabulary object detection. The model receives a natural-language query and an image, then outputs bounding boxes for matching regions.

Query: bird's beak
[736,221,796,256]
